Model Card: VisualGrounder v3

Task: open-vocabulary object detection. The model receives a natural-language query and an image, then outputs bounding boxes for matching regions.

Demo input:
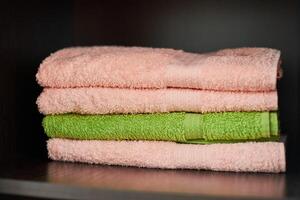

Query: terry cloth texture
[43,112,279,144]
[37,88,278,115]
[36,46,281,92]
[47,139,286,173]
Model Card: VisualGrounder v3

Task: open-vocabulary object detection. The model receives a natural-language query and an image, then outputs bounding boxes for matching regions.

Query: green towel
[43,112,279,144]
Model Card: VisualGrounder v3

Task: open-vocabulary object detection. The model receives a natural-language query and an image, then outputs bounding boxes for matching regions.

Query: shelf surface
[0,159,299,200]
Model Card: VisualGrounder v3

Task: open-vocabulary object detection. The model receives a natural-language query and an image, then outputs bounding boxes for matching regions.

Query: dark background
[0,0,299,171]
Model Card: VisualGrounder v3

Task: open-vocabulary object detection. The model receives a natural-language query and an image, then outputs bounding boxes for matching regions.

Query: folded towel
[43,112,279,143]
[37,88,277,115]
[36,46,281,92]
[47,139,286,173]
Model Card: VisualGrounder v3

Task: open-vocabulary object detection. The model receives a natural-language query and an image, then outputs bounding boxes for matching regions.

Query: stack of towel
[36,46,285,173]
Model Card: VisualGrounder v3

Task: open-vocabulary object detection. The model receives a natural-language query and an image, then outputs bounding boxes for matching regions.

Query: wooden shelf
[0,159,299,200]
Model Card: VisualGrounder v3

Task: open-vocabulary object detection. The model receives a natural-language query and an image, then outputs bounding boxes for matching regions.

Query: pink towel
[48,139,286,173]
[36,46,281,92]
[37,87,277,114]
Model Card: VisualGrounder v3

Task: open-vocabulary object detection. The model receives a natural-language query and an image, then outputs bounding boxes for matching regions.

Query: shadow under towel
[43,112,279,144]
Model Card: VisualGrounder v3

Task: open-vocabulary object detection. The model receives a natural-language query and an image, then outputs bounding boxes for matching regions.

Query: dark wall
[1,1,73,160]
[0,0,299,170]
